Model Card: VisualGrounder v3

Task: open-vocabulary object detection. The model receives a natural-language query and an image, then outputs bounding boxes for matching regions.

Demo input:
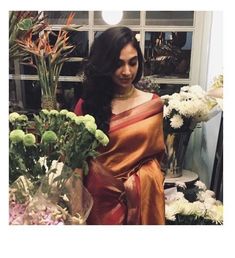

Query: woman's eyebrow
[119,56,138,62]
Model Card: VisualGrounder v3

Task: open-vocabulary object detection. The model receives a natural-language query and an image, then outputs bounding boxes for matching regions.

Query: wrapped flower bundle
[9,109,109,225]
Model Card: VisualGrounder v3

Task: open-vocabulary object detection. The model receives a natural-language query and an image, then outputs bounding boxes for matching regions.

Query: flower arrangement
[9,109,109,225]
[165,180,223,225]
[161,75,223,132]
[9,11,47,61]
[15,12,81,110]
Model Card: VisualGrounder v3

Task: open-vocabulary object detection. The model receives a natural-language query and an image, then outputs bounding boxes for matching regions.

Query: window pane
[144,31,192,78]
[60,61,86,77]
[146,11,194,26]
[9,79,83,112]
[57,81,83,111]
[94,11,140,25]
[157,84,187,96]
[44,11,89,25]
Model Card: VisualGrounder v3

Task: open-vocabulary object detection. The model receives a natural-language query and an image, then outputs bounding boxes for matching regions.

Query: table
[164,169,199,189]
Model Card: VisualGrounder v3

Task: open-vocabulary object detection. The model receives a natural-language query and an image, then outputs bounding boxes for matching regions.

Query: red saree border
[109,97,163,133]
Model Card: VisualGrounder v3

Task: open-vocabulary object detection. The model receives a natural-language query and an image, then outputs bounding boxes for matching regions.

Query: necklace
[114,85,135,100]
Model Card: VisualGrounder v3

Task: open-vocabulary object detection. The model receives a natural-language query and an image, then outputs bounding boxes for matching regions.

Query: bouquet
[161,75,223,132]
[9,109,109,225]
[165,180,223,225]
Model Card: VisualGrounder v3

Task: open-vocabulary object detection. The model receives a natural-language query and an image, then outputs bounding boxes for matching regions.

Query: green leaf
[17,18,33,31]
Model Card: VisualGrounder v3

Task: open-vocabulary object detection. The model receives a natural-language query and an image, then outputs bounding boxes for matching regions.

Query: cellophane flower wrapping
[9,109,109,225]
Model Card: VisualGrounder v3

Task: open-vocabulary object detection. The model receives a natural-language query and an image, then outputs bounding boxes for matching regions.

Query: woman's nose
[122,64,131,76]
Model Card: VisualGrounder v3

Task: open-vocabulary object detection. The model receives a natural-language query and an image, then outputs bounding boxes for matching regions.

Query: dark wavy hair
[81,26,144,133]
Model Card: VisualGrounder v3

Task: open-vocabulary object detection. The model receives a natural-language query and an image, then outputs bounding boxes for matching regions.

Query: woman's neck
[113,84,136,100]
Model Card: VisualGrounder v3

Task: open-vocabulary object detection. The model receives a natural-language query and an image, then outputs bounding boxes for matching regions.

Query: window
[9,11,204,112]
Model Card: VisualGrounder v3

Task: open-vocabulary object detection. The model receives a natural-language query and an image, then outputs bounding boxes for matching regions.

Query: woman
[74,26,165,225]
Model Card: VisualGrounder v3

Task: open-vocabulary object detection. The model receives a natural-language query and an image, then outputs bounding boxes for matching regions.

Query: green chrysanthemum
[23,133,36,146]
[41,109,50,115]
[10,129,25,143]
[85,121,97,134]
[95,129,109,146]
[59,109,69,116]
[41,131,58,144]
[9,112,20,123]
[75,116,85,125]
[66,112,77,120]
[49,110,59,116]
[84,114,95,123]
[16,114,28,122]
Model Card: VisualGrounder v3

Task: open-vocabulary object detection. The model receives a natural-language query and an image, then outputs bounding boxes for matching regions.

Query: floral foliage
[165,180,223,225]
[9,109,109,225]
[14,12,81,98]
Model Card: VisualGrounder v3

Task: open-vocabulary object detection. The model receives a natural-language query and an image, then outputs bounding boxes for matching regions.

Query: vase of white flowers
[162,130,192,177]
[161,76,223,177]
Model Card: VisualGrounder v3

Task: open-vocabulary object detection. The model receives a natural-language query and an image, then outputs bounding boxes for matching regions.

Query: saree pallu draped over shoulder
[85,96,166,225]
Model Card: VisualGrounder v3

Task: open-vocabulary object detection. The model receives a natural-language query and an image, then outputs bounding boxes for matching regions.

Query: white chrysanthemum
[191,201,206,217]
[165,199,188,220]
[178,100,198,117]
[204,197,217,210]
[165,205,177,221]
[194,180,207,191]
[205,205,223,224]
[163,105,171,117]
[161,94,170,101]
[181,202,195,215]
[205,190,216,198]
[168,99,181,112]
[175,181,187,189]
[181,86,190,92]
[170,114,184,129]
[188,85,206,98]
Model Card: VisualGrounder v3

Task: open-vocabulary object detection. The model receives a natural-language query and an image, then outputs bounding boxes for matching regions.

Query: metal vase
[162,131,192,178]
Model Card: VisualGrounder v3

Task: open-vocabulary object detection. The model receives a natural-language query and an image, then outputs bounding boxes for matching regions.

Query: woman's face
[112,43,139,90]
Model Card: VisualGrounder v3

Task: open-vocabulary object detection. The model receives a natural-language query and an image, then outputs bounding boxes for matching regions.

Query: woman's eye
[129,61,137,66]
[117,61,123,68]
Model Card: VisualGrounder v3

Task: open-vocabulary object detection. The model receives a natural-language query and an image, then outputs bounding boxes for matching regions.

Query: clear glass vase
[162,131,192,178]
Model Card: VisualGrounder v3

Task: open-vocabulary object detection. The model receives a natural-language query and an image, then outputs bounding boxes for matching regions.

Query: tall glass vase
[162,130,192,178]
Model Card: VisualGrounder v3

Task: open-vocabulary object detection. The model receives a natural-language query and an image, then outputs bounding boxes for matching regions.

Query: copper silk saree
[76,95,165,225]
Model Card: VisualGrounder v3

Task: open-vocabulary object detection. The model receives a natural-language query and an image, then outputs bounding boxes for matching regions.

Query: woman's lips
[119,78,132,83]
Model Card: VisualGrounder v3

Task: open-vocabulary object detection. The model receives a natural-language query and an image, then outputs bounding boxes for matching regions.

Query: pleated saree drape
[83,96,166,225]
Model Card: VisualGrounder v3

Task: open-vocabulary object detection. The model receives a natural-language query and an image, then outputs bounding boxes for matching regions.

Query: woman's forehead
[119,43,138,61]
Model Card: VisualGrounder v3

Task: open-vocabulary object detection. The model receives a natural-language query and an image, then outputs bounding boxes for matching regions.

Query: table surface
[164,169,199,185]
